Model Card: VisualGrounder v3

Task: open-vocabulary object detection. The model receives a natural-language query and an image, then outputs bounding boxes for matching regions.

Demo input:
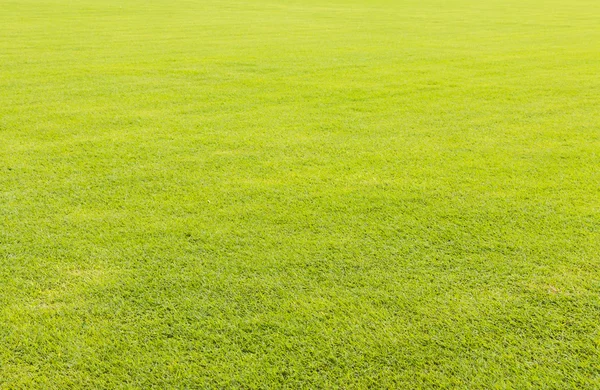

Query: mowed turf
[1,0,599,387]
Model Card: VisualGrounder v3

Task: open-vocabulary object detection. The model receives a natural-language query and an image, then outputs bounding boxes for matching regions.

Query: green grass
[1,0,599,387]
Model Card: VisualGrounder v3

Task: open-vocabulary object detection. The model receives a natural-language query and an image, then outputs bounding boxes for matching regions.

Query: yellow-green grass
[1,0,599,387]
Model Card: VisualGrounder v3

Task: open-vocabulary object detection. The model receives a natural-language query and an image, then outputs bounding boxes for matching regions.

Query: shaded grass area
[1,0,599,387]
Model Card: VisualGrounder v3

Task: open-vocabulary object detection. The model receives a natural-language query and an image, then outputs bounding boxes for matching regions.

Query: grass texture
[1,0,599,387]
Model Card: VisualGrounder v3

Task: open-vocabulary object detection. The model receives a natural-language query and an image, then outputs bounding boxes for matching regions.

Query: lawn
[0,0,599,387]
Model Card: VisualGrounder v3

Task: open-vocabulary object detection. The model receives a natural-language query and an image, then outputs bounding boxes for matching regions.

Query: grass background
[1,0,599,387]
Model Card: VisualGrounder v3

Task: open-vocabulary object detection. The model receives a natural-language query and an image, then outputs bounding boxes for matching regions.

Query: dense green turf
[1,0,599,387]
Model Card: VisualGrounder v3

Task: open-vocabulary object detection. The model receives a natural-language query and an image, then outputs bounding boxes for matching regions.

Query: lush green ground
[1,0,599,387]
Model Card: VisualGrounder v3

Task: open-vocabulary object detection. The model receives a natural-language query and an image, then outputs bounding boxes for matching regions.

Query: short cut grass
[1,0,599,387]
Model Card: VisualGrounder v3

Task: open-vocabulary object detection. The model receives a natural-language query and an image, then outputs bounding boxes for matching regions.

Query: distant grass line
[1,0,599,387]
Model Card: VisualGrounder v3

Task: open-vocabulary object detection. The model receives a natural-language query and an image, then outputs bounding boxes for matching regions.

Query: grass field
[1,0,599,387]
